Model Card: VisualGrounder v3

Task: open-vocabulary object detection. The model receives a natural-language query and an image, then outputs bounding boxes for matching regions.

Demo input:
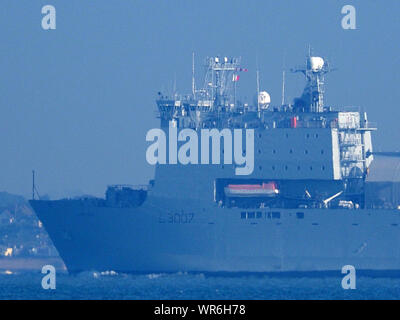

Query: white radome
[309,56,324,72]
[258,91,271,108]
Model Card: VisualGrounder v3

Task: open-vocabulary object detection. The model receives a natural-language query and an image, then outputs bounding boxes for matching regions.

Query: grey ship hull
[30,196,400,274]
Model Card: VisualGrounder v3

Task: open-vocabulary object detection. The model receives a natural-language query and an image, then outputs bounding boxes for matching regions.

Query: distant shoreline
[0,257,66,272]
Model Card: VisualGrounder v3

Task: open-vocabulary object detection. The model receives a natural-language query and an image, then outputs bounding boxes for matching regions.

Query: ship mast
[292,50,330,113]
[203,56,240,108]
[256,69,260,117]
[192,52,196,99]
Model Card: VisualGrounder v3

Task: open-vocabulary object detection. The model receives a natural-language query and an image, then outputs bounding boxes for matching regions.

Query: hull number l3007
[159,212,194,224]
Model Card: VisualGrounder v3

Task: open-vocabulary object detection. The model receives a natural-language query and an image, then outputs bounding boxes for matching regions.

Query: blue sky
[0,0,399,198]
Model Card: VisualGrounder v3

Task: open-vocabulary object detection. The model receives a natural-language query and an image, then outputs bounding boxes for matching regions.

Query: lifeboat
[224,182,279,197]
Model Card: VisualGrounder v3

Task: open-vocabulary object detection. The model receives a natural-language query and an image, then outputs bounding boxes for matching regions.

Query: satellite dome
[258,91,271,109]
[309,57,324,72]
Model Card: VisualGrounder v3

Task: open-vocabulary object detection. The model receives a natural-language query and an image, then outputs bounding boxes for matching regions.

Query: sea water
[1,271,400,300]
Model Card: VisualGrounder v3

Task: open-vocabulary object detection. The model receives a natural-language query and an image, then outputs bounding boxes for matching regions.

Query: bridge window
[241,212,246,219]
[248,212,255,219]
[256,212,262,219]
[272,212,281,219]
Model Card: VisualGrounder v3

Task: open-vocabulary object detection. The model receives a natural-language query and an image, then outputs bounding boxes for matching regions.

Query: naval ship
[30,52,400,274]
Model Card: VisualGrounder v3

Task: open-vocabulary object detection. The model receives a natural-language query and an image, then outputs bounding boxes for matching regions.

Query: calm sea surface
[1,271,400,300]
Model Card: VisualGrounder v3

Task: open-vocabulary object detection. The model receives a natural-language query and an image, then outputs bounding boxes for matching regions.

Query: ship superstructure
[29,52,400,274]
[155,54,375,210]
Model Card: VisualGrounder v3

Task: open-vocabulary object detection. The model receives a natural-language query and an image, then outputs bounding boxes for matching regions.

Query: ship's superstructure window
[248,212,255,219]
[241,212,246,219]
[272,212,280,219]
[256,212,262,219]
[305,150,308,154]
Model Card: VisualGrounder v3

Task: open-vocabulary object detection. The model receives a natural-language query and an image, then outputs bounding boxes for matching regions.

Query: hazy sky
[0,0,399,198]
